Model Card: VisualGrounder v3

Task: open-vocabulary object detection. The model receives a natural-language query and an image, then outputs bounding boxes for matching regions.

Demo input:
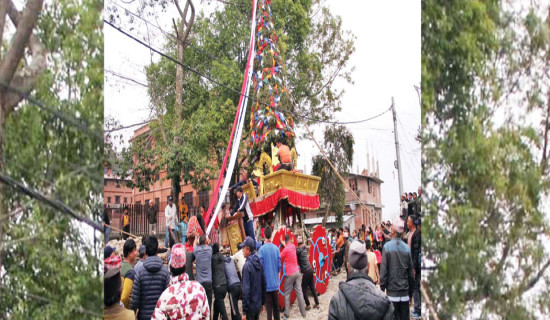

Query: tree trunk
[541,91,549,174]
[0,109,3,311]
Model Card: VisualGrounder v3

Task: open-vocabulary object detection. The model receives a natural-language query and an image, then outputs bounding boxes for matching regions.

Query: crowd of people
[104,186,422,320]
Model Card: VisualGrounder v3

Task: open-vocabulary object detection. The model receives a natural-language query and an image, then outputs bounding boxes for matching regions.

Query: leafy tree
[311,124,353,227]
[0,0,103,318]
[109,0,355,205]
[422,0,550,318]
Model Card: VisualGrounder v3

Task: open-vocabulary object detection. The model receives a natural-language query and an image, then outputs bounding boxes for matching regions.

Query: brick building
[304,168,383,230]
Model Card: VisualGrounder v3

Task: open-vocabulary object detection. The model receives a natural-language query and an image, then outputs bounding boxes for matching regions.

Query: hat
[393,217,404,234]
[168,196,173,201]
[348,240,368,270]
[297,235,303,244]
[104,255,122,270]
[414,217,421,226]
[241,236,255,251]
[169,243,186,269]
[104,246,115,259]
[104,268,122,301]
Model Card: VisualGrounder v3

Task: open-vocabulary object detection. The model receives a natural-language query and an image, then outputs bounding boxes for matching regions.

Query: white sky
[105,0,421,221]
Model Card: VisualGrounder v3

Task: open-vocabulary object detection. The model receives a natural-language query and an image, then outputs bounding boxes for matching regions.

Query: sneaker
[314,304,320,309]
[411,311,421,319]
[305,305,311,311]
[282,315,289,320]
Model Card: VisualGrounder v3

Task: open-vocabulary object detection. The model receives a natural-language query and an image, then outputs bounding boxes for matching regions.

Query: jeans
[228,284,242,320]
[392,300,410,320]
[213,285,228,320]
[150,223,157,235]
[413,270,421,314]
[265,290,280,320]
[283,272,306,318]
[104,227,110,244]
[165,227,170,248]
[244,220,255,239]
[301,270,319,307]
[200,281,213,317]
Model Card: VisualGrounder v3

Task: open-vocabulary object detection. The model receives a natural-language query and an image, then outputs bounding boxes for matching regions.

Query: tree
[311,124,353,227]
[1,0,103,317]
[422,0,550,318]
[110,0,355,206]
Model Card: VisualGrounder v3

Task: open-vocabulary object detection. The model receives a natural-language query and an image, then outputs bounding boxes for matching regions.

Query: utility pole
[391,97,404,199]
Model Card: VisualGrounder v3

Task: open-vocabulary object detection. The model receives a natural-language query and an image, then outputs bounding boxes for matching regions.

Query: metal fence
[105,194,238,239]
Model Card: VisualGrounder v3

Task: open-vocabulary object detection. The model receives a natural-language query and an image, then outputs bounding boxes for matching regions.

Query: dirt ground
[220,271,347,320]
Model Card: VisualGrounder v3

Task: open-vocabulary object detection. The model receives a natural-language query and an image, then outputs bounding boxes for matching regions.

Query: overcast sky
[104,0,421,220]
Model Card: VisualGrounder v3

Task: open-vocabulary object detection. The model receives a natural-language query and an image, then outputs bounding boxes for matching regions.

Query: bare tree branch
[0,0,43,101]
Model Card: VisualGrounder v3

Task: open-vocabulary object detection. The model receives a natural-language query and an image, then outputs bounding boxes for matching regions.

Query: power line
[106,120,150,133]
[0,171,102,231]
[106,19,393,126]
[105,69,147,87]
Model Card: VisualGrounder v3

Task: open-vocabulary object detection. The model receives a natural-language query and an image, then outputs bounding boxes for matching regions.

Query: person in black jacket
[241,236,266,320]
[380,218,414,320]
[329,240,393,320]
[103,209,110,244]
[212,243,229,320]
[131,235,171,320]
[408,217,421,318]
[296,236,319,310]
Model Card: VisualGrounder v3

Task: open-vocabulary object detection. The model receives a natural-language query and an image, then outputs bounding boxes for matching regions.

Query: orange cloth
[123,214,129,227]
[180,203,189,222]
[336,234,344,250]
[278,144,291,163]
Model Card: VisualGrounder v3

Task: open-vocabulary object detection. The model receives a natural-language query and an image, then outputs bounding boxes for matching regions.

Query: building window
[145,199,150,206]
[368,180,372,193]
[115,196,121,204]
[107,197,111,204]
[199,190,209,208]
[184,192,193,209]
[116,180,120,188]
[124,197,127,204]
[104,179,107,186]
[155,173,160,181]
[155,198,160,209]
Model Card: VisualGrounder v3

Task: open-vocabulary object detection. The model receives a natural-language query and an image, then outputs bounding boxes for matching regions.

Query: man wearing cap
[105,268,135,320]
[280,233,306,319]
[296,235,319,310]
[152,243,210,319]
[258,226,281,320]
[328,240,393,320]
[241,236,266,320]
[104,246,122,272]
[165,196,178,248]
[135,244,147,272]
[131,235,171,320]
[121,239,138,309]
[230,186,255,239]
[380,217,415,320]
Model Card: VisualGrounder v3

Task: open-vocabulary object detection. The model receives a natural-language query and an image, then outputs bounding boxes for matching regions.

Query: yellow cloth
[123,214,129,227]
[180,203,189,221]
[120,276,133,309]
[104,303,134,320]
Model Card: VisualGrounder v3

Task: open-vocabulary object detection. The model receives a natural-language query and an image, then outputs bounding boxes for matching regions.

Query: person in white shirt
[164,196,178,248]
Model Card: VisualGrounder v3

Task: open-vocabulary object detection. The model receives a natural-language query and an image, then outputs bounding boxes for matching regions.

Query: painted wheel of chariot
[308,225,332,294]
[272,227,297,309]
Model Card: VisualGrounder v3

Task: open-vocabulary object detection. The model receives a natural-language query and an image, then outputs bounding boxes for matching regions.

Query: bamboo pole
[104,223,140,239]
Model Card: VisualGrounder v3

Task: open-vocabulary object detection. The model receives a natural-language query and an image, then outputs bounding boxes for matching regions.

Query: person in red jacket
[280,233,306,319]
